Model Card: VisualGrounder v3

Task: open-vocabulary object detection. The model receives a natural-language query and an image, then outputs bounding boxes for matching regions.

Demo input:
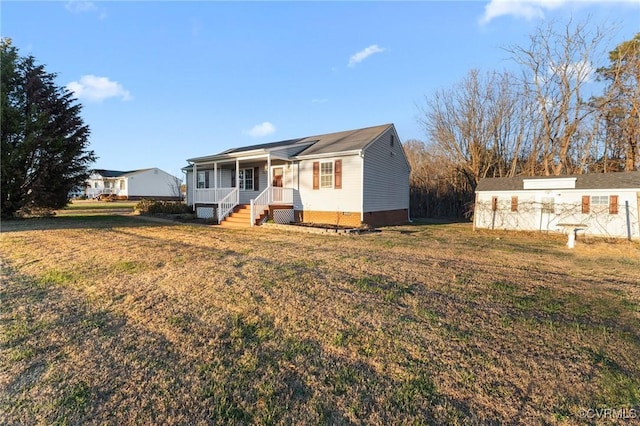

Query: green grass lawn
[1,216,639,425]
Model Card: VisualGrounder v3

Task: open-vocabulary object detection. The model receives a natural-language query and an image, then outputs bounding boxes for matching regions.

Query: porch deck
[194,187,294,205]
[193,186,295,226]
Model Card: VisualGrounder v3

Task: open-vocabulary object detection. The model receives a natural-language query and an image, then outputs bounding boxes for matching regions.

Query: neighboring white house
[474,171,640,239]
[183,123,411,227]
[85,168,182,200]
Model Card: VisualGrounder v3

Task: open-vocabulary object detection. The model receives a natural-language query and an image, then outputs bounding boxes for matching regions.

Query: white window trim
[591,195,608,206]
[197,170,209,189]
[239,168,254,191]
[320,161,334,189]
[541,197,555,214]
[271,166,285,187]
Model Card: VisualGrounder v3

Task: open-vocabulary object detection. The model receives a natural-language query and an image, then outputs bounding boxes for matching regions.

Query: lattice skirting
[273,209,295,224]
[196,206,215,220]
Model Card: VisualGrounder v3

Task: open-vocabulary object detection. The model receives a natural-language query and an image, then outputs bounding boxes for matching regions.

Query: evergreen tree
[596,33,640,171]
[1,39,96,218]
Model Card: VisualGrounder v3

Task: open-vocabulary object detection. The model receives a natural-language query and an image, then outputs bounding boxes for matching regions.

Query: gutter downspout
[626,200,631,241]
[360,150,365,224]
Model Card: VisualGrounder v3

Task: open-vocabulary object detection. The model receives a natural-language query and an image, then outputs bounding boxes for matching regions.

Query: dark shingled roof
[476,171,640,191]
[187,124,393,163]
[294,124,391,156]
[92,169,126,178]
[92,169,152,178]
[224,138,306,154]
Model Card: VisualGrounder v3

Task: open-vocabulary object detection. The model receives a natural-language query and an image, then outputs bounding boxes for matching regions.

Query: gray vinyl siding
[362,127,410,212]
[187,166,264,205]
[239,164,266,204]
[186,170,193,206]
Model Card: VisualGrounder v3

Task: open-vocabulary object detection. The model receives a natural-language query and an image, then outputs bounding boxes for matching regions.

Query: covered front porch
[187,153,298,226]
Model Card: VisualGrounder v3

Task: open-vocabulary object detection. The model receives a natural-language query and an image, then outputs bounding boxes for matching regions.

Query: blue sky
[3,1,639,180]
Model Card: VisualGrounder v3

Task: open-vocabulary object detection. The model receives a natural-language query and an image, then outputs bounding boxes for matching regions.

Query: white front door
[272,166,284,202]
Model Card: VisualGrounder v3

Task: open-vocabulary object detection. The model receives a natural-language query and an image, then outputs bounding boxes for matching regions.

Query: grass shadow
[409,217,472,225]
[1,261,481,424]
[0,214,171,233]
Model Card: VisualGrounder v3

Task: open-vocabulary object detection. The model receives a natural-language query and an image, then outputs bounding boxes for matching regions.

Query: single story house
[85,168,182,200]
[183,123,410,227]
[474,171,640,239]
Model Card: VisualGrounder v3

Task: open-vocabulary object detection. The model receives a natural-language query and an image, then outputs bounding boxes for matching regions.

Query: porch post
[235,158,240,189]
[214,162,218,199]
[267,154,271,179]
[266,154,271,204]
[192,163,197,205]
[235,158,240,204]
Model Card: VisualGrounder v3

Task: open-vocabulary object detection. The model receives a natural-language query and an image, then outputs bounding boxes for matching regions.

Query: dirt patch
[262,222,375,235]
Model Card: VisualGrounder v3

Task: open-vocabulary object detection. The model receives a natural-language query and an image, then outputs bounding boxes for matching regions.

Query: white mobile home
[85,168,182,200]
[183,124,410,227]
[474,172,640,239]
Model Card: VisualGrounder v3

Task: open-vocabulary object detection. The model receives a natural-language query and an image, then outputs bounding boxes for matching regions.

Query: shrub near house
[134,200,192,215]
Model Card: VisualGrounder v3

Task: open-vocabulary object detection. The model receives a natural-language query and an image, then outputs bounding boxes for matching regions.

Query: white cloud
[312,98,328,104]
[65,1,107,19]
[549,60,595,83]
[66,75,132,103]
[65,1,97,13]
[348,44,386,68]
[479,0,568,25]
[245,122,276,138]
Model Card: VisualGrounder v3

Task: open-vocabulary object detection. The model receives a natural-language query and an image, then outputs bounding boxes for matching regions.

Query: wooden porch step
[219,205,268,228]
[219,221,252,229]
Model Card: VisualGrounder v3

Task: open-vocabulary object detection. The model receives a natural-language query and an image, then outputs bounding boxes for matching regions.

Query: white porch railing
[250,187,294,227]
[217,188,239,224]
[250,187,271,227]
[194,187,236,204]
[271,187,293,205]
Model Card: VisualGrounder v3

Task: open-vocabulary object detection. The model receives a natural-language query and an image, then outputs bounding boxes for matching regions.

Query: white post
[235,158,240,204]
[567,230,576,249]
[214,162,218,201]
[250,200,254,227]
[192,163,197,205]
[267,154,272,204]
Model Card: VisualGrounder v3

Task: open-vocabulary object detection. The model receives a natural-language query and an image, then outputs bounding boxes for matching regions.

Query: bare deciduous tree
[404,139,476,218]
[505,17,610,175]
[413,18,634,219]
[418,69,525,187]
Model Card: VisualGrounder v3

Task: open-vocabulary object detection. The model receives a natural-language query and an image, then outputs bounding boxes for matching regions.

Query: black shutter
[254,167,259,191]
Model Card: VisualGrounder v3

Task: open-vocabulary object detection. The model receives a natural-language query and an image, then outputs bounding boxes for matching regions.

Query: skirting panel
[273,209,295,224]
[196,206,215,219]
[362,209,409,226]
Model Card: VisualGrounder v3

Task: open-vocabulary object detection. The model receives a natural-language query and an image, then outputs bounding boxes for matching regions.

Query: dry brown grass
[1,214,639,425]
